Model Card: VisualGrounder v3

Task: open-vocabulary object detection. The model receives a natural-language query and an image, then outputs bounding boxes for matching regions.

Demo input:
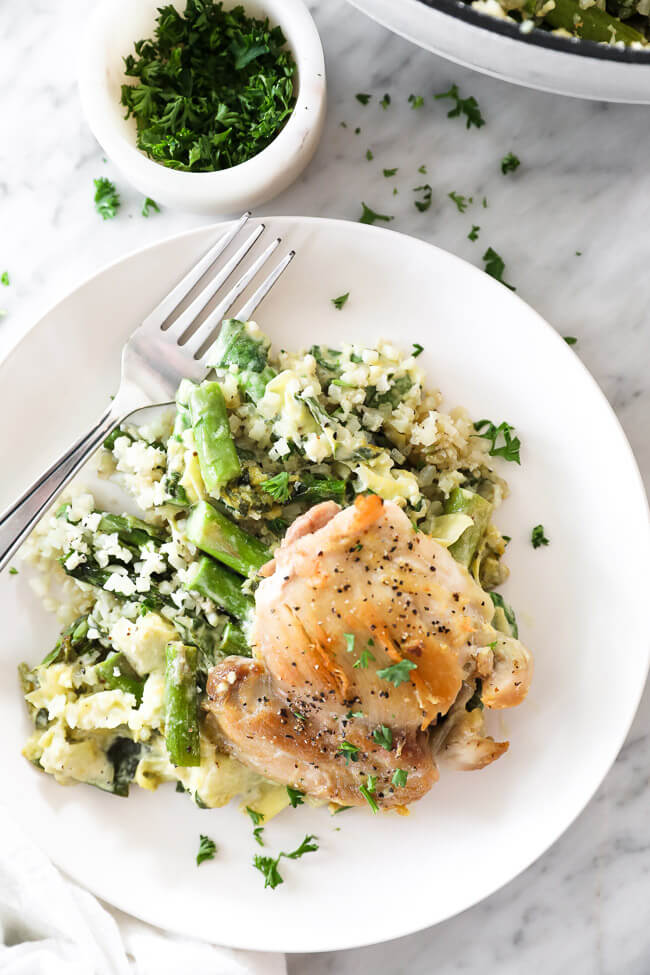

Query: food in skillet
[18,320,532,818]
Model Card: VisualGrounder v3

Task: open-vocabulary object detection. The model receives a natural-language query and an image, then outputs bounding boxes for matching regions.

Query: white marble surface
[2,0,649,971]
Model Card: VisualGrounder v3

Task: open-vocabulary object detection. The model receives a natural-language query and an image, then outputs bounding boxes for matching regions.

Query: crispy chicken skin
[205,495,532,808]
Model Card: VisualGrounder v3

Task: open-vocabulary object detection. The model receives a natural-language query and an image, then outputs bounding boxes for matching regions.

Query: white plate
[347,0,650,104]
[0,217,648,953]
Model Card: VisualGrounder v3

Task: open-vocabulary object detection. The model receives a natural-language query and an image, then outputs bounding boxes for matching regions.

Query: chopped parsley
[408,93,424,109]
[1,271,9,286]
[482,197,488,208]
[141,196,160,217]
[372,724,393,750]
[94,178,120,220]
[253,834,318,890]
[196,834,217,866]
[377,659,417,687]
[346,709,364,719]
[380,93,391,109]
[355,127,361,134]
[418,164,427,174]
[366,148,374,161]
[575,250,582,256]
[261,471,290,502]
[9,567,18,575]
[359,202,394,225]
[392,768,408,788]
[448,191,469,213]
[253,827,265,847]
[531,524,549,548]
[434,84,485,129]
[353,645,376,670]
[564,336,578,346]
[344,633,355,654]
[468,224,480,241]
[359,775,378,813]
[383,167,398,177]
[287,786,305,808]
[501,152,521,174]
[411,342,424,357]
[474,419,521,464]
[413,184,432,212]
[246,806,265,826]
[356,93,371,105]
[121,2,296,172]
[338,740,360,763]
[482,247,515,291]
[331,292,350,311]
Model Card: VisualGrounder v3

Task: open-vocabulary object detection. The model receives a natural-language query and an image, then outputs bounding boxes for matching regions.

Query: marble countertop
[2,0,649,971]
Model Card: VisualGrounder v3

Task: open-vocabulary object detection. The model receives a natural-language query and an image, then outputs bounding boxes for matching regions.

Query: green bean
[189,381,241,493]
[444,488,492,567]
[96,653,145,704]
[186,500,270,576]
[164,642,201,767]
[184,555,254,623]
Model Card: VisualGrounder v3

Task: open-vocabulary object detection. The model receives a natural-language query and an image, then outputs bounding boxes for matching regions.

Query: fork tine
[183,237,282,359]
[166,224,265,342]
[141,212,251,330]
[234,250,296,323]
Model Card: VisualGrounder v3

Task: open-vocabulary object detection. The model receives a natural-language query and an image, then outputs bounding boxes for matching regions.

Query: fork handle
[0,408,121,573]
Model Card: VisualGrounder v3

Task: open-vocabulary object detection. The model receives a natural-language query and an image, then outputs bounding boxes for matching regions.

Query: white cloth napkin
[0,805,286,975]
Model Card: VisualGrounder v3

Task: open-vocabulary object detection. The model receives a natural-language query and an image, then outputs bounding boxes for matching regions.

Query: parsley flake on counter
[261,471,290,502]
[141,196,160,217]
[366,148,374,161]
[380,93,391,109]
[373,724,393,750]
[392,768,408,788]
[1,271,9,286]
[94,178,120,220]
[564,336,578,345]
[418,164,427,174]
[448,191,469,213]
[121,1,297,172]
[246,806,265,826]
[359,775,378,813]
[408,93,424,108]
[411,342,424,357]
[575,250,582,256]
[196,834,217,866]
[9,567,18,575]
[253,834,318,890]
[355,127,361,135]
[468,225,480,241]
[501,151,521,174]
[474,419,521,464]
[482,197,488,208]
[383,167,398,177]
[434,84,485,129]
[356,93,371,105]
[531,524,550,548]
[359,202,394,225]
[482,247,516,291]
[332,292,350,311]
[287,786,305,808]
[413,184,432,212]
[253,827,265,847]
[377,659,417,687]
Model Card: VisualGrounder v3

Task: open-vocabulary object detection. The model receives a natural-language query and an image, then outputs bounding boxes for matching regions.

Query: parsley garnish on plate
[411,343,424,357]
[448,191,469,213]
[418,164,427,174]
[331,292,350,311]
[501,152,521,174]
[94,178,120,220]
[196,834,217,866]
[366,148,374,161]
[253,827,265,847]
[253,834,318,890]
[474,419,521,464]
[531,524,550,548]
[482,247,516,291]
[353,644,376,670]
[564,336,578,345]
[287,786,305,808]
[141,196,160,217]
[121,2,296,172]
[338,740,360,763]
[359,775,379,813]
[344,633,355,654]
[408,94,424,109]
[1,271,9,286]
[9,567,18,575]
[380,93,391,109]
[434,84,485,129]
[413,184,432,212]
[359,202,394,225]
[392,768,408,788]
[373,725,393,750]
[482,197,488,208]
[261,471,290,502]
[356,93,371,105]
[383,167,398,177]
[468,225,480,241]
[377,659,417,687]
[246,806,265,826]
[346,709,364,719]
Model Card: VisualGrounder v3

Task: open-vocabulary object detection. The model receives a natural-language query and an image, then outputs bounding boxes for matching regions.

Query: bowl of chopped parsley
[79,0,326,213]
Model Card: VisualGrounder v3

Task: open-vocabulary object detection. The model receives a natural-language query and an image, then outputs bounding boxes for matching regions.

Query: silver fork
[0,213,295,572]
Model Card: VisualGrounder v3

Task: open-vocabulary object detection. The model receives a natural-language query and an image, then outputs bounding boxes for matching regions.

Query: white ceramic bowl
[78,0,326,214]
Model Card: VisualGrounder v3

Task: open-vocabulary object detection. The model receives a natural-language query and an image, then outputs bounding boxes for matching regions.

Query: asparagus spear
[186,500,270,576]
[97,512,166,548]
[189,382,241,493]
[489,592,519,639]
[96,652,145,704]
[164,642,201,767]
[211,319,277,403]
[219,621,251,656]
[444,488,492,567]
[542,0,647,43]
[184,555,254,623]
